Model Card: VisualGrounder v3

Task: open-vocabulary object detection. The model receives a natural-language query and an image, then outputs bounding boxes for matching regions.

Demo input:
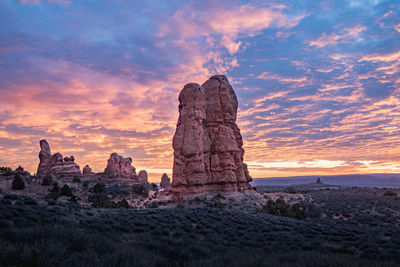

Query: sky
[0,0,399,182]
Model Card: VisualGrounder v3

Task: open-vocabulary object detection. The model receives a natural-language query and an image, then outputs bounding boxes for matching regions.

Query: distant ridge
[251,173,400,188]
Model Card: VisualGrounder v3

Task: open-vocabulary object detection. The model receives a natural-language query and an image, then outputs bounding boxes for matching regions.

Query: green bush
[147,201,159,208]
[151,183,158,191]
[72,176,81,183]
[60,184,73,197]
[0,167,13,176]
[383,190,397,198]
[50,182,60,193]
[88,193,129,208]
[262,199,320,219]
[12,174,25,190]
[132,182,149,197]
[93,183,105,193]
[41,174,53,186]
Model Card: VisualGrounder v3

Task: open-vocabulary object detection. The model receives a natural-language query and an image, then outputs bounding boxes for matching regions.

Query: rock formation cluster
[103,153,147,182]
[172,75,252,196]
[160,173,171,188]
[37,140,82,178]
[104,153,137,180]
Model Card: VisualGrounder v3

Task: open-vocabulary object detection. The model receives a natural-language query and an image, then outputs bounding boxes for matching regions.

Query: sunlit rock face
[172,75,252,196]
[160,173,171,188]
[36,139,82,178]
[104,153,138,180]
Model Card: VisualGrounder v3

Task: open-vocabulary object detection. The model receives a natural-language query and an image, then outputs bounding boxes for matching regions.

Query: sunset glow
[0,0,399,182]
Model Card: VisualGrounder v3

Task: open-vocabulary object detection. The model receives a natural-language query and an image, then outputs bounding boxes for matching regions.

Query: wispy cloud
[309,26,367,48]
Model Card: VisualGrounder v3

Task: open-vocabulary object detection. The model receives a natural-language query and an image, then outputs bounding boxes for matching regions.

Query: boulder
[172,75,252,196]
[36,139,81,178]
[160,173,171,188]
[104,153,137,180]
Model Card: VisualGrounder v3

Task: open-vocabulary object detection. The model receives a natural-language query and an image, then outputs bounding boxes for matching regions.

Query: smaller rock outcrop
[104,153,137,180]
[36,140,81,178]
[137,170,148,183]
[14,166,30,177]
[160,173,171,188]
[315,178,323,184]
[83,165,92,176]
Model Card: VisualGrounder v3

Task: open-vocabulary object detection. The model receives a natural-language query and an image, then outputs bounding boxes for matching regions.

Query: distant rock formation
[137,170,148,183]
[315,178,323,184]
[14,166,30,177]
[160,173,171,188]
[36,139,82,178]
[104,153,137,180]
[83,164,92,176]
[172,75,252,196]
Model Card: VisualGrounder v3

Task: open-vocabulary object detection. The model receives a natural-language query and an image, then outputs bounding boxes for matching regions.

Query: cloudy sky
[0,0,399,182]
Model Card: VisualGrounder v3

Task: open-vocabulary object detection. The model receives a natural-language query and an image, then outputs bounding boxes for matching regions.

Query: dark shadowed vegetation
[11,174,25,190]
[0,167,13,176]
[0,187,400,266]
[41,174,53,186]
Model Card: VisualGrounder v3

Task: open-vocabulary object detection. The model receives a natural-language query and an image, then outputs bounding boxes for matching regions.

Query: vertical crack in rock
[172,75,252,196]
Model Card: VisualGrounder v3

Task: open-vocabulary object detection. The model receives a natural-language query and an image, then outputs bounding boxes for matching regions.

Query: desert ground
[1,174,400,267]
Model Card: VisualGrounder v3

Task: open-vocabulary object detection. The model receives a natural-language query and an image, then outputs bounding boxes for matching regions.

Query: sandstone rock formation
[137,170,148,183]
[14,166,30,176]
[83,164,92,176]
[172,75,252,196]
[104,153,137,180]
[36,139,82,178]
[160,173,171,188]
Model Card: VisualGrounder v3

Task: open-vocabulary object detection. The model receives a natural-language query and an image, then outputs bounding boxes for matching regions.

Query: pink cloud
[159,2,306,55]
[309,25,367,48]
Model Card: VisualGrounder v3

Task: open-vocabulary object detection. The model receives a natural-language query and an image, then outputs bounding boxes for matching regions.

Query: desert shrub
[262,199,320,219]
[41,174,53,186]
[132,182,149,197]
[0,167,13,176]
[11,174,25,190]
[148,201,159,208]
[285,186,297,194]
[89,193,110,208]
[60,185,73,197]
[72,176,81,183]
[383,190,397,198]
[116,199,129,208]
[83,181,89,187]
[151,183,158,191]
[69,195,77,203]
[88,193,129,208]
[50,182,60,193]
[93,183,105,193]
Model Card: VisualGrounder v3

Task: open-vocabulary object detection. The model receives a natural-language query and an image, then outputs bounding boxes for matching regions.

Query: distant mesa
[37,139,81,178]
[160,173,171,188]
[171,75,253,196]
